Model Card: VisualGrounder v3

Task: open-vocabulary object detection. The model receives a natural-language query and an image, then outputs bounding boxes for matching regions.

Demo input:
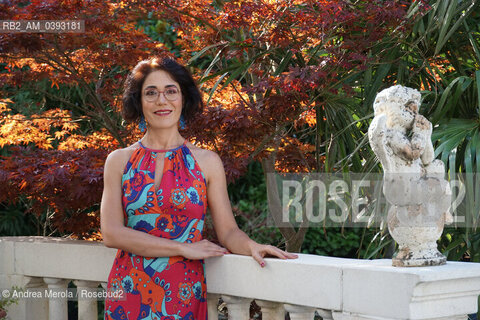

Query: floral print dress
[104,140,208,320]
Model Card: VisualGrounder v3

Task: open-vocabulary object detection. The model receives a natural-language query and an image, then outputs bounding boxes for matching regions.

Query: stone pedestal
[340,259,480,319]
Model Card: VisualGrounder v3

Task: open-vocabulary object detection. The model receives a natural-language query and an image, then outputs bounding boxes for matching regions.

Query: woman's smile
[153,109,173,116]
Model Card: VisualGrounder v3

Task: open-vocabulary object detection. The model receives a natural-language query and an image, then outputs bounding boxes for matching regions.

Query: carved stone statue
[368,85,452,267]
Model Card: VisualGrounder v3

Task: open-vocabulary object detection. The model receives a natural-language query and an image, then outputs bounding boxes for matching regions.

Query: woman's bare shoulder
[104,144,139,174]
[186,142,224,180]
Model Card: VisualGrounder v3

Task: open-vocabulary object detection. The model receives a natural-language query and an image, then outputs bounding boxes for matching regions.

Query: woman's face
[141,69,183,130]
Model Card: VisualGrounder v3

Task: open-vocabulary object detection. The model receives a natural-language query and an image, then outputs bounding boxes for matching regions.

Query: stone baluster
[100,282,109,317]
[255,299,285,320]
[316,308,333,320]
[43,277,69,320]
[284,303,316,320]
[221,295,251,320]
[23,276,48,320]
[74,280,100,320]
[207,293,220,319]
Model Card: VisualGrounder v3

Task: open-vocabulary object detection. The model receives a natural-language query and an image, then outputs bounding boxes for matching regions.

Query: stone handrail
[1,236,480,319]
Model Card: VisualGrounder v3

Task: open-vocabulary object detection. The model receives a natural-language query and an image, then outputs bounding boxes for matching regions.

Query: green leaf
[199,49,224,90]
[364,237,392,260]
[205,72,229,106]
[432,77,468,123]
[474,131,480,224]
[435,0,477,55]
[273,50,293,76]
[448,147,457,179]
[434,130,469,161]
[476,70,480,115]
[443,235,467,255]
[187,42,227,65]
[434,0,457,55]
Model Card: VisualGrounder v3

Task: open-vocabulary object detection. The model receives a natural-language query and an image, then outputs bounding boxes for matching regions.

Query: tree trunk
[262,152,309,253]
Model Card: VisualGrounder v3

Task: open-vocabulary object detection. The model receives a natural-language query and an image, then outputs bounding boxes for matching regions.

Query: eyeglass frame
[142,85,181,102]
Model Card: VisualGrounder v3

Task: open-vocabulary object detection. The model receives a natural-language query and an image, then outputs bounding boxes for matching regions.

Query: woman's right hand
[180,239,229,260]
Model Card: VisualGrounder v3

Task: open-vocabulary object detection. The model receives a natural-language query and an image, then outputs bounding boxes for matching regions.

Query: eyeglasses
[143,87,180,102]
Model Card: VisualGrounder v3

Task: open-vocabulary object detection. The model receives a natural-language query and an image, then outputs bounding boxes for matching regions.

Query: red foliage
[0,0,170,114]
[0,146,107,237]
[0,0,420,237]
[159,0,415,177]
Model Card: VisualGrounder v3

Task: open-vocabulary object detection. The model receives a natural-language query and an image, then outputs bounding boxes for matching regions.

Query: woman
[100,56,297,320]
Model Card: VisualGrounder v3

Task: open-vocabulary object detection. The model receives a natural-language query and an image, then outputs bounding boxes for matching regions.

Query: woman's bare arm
[200,150,298,266]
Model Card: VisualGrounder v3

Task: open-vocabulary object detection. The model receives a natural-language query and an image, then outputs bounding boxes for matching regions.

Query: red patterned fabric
[104,141,208,320]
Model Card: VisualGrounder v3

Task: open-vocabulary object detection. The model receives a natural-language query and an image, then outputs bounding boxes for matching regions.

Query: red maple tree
[0,0,419,245]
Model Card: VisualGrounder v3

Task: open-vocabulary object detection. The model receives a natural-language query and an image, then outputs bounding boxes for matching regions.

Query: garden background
[0,0,480,318]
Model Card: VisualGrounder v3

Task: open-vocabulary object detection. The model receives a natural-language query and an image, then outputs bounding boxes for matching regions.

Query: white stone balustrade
[1,236,480,320]
[74,280,99,320]
[43,277,69,320]
[255,299,284,319]
[221,295,251,319]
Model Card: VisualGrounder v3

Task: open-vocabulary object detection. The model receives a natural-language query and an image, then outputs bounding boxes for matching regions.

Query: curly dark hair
[122,57,204,124]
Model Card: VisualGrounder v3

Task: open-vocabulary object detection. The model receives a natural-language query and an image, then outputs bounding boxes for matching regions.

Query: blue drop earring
[179,114,186,130]
[139,115,147,133]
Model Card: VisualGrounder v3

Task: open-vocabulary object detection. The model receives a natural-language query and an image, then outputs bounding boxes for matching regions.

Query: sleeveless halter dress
[104,140,208,320]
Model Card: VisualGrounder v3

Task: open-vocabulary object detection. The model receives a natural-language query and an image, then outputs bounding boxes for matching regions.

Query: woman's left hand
[249,242,298,268]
